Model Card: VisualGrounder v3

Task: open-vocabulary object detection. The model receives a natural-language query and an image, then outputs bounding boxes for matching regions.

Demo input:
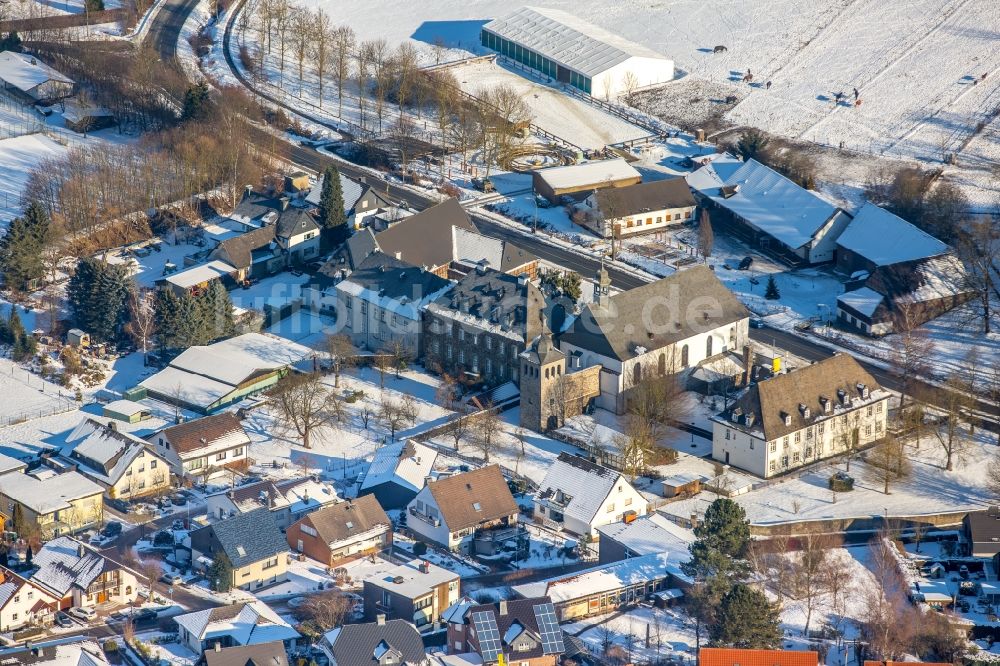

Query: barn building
[532,158,641,204]
[481,7,674,98]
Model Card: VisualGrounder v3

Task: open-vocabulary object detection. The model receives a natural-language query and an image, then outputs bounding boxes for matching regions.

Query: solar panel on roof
[472,610,502,662]
[533,602,565,654]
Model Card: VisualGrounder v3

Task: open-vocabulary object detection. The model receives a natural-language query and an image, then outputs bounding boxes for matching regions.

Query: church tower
[518,329,567,432]
[594,260,611,310]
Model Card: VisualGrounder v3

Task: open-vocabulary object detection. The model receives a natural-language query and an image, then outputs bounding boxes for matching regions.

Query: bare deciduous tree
[310,10,332,106]
[471,406,504,463]
[292,589,353,632]
[865,433,911,494]
[935,373,972,471]
[332,25,356,118]
[270,372,342,448]
[126,287,156,364]
[324,333,355,388]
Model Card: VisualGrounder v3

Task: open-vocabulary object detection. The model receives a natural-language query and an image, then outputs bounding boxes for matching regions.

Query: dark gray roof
[967,509,1000,543]
[274,207,319,239]
[373,198,476,269]
[595,177,696,218]
[560,264,749,362]
[328,619,427,666]
[214,226,276,269]
[521,331,564,365]
[346,252,450,302]
[205,641,289,666]
[463,597,562,660]
[426,267,546,343]
[193,508,287,568]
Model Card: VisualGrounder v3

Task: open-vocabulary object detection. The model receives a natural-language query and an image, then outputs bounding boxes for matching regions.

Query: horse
[742,71,753,84]
[713,45,728,54]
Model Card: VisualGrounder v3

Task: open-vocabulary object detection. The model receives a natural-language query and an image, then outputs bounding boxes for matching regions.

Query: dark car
[105,497,131,513]
[55,611,74,628]
[738,256,754,270]
[749,318,765,329]
[134,608,159,624]
[170,494,187,506]
[102,521,123,538]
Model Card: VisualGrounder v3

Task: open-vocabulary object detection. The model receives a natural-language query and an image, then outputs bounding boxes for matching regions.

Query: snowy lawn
[395,533,486,576]
[255,558,337,600]
[662,428,995,526]
[0,134,69,226]
[568,605,697,662]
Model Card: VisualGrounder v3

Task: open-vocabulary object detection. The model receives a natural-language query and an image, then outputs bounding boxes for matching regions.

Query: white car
[68,607,96,621]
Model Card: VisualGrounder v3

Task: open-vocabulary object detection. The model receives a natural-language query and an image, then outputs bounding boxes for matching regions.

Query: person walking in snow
[766,80,772,90]
[853,87,859,101]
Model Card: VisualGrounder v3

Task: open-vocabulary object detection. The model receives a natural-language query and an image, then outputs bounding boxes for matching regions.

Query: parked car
[170,493,187,506]
[133,608,158,624]
[793,320,812,332]
[102,521,123,538]
[471,176,494,193]
[534,194,551,208]
[90,534,115,548]
[171,519,186,531]
[737,256,754,270]
[55,611,74,627]
[160,572,182,586]
[68,607,96,621]
[105,497,131,513]
[749,318,765,329]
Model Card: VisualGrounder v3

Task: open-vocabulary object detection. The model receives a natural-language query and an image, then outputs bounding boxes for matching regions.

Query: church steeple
[595,259,611,309]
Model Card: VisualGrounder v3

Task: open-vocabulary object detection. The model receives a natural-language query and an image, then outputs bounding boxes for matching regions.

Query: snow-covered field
[0,134,69,225]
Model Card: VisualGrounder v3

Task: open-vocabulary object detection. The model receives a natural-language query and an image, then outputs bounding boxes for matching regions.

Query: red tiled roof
[700,648,818,666]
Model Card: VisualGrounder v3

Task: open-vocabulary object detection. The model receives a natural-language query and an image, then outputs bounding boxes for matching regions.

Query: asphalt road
[146,0,203,62]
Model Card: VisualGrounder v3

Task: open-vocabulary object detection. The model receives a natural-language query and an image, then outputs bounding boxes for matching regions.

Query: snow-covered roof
[363,558,459,599]
[174,600,300,645]
[595,512,694,558]
[534,452,625,526]
[306,173,365,213]
[103,400,147,417]
[0,470,102,515]
[0,451,27,476]
[534,159,641,191]
[837,286,885,317]
[62,418,163,486]
[0,51,73,93]
[512,551,688,602]
[836,203,948,267]
[483,6,670,79]
[4,641,110,666]
[360,440,437,494]
[164,260,237,289]
[30,537,140,598]
[689,158,844,250]
[142,333,311,407]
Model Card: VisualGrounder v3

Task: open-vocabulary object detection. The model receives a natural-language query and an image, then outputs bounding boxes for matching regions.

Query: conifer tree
[199,280,235,342]
[709,583,782,648]
[68,258,131,343]
[0,202,49,292]
[318,164,347,244]
[764,274,781,300]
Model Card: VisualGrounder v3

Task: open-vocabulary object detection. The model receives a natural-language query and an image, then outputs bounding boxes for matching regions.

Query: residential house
[338,199,537,279]
[444,597,565,666]
[61,419,171,500]
[595,512,694,564]
[711,353,890,478]
[0,469,104,538]
[964,508,1000,558]
[558,264,749,414]
[362,559,460,629]
[174,601,300,655]
[319,616,430,666]
[578,177,697,238]
[150,412,252,479]
[29,537,145,609]
[212,192,321,278]
[532,159,641,204]
[287,494,392,567]
[190,509,289,591]
[140,333,305,413]
[688,156,851,265]
[305,172,393,228]
[0,641,114,666]
[700,648,819,666]
[512,551,690,620]
[0,566,59,631]
[204,641,288,666]
[206,476,339,530]
[0,51,74,103]
[333,253,451,357]
[358,440,437,510]
[407,465,518,554]
[533,453,647,536]
[423,266,546,387]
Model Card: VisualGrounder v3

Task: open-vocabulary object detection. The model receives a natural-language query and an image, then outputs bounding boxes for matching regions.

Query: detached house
[62,419,171,499]
[406,465,518,554]
[320,616,430,666]
[305,172,393,228]
[362,558,460,629]
[0,566,59,631]
[190,509,289,591]
[175,601,300,655]
[151,412,252,479]
[444,597,565,666]
[206,476,339,530]
[711,353,890,478]
[0,469,104,538]
[579,177,697,238]
[286,494,392,567]
[359,440,437,510]
[534,453,647,536]
[29,537,145,609]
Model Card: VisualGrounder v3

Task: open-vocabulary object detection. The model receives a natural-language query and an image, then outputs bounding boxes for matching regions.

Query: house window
[750,440,754,450]
[877,402,883,413]
[381,590,391,607]
[233,448,243,456]
[624,497,632,506]
[681,344,689,367]
[769,461,776,473]
[606,503,615,513]
[867,406,873,417]
[876,421,883,432]
[217,451,227,461]
[485,337,492,350]
[794,432,801,443]
[725,429,731,440]
[150,460,157,469]
[769,442,776,453]
[866,425,872,436]
[263,557,278,569]
[818,422,825,434]
[139,479,146,489]
[792,453,800,463]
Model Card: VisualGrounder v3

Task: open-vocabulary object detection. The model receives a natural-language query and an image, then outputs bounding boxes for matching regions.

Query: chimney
[419,560,430,574]
[78,543,85,558]
[279,196,290,211]
[741,344,753,386]
[499,600,508,616]
[376,613,386,626]
[517,274,528,287]
[214,642,221,652]
[243,185,253,201]
[105,421,118,432]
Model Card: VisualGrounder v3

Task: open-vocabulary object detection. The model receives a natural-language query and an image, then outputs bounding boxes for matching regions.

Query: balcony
[408,507,441,527]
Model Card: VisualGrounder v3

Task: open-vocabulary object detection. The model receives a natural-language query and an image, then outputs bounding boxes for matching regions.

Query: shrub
[412,541,428,556]
[103,640,119,653]
[829,472,854,492]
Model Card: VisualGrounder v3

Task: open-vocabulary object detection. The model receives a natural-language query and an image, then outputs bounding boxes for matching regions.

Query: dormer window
[799,403,810,418]
[731,407,743,423]
[820,396,831,413]
[857,383,869,399]
[837,389,847,405]
[744,413,755,427]
[780,411,791,426]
